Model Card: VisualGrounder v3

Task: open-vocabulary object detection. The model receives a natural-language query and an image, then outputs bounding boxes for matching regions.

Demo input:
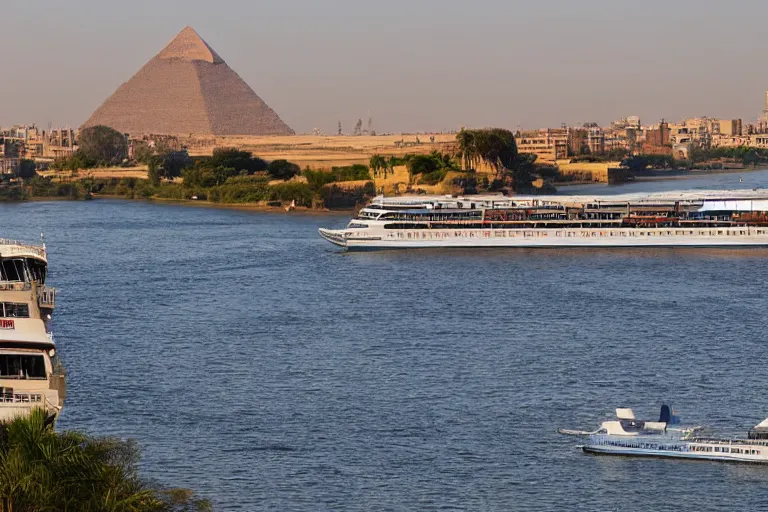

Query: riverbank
[632,166,757,181]
[556,166,766,188]
[98,194,354,214]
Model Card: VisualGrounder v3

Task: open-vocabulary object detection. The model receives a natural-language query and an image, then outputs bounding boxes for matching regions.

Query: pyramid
[81,27,294,136]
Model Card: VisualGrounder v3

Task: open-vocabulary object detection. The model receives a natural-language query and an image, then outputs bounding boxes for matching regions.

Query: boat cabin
[0,241,64,423]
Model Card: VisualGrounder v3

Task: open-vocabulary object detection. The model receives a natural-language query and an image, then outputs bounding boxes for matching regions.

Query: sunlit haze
[3,0,768,133]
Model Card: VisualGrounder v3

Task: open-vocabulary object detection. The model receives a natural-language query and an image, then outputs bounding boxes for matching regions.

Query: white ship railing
[0,392,43,404]
[38,287,56,308]
[0,239,46,258]
[0,282,31,291]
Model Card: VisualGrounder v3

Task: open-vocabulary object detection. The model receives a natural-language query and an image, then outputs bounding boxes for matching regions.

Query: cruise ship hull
[583,445,768,464]
[320,227,768,251]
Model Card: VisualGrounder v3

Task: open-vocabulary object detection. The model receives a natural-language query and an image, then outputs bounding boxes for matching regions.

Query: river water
[4,171,768,511]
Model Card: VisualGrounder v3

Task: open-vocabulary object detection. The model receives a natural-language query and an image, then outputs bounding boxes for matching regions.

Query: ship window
[0,259,25,282]
[347,223,369,229]
[0,303,30,318]
[0,355,46,380]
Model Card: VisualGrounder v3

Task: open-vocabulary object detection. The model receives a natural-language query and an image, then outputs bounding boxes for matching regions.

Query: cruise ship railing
[0,392,43,404]
[38,287,56,309]
[0,240,46,258]
[0,282,31,292]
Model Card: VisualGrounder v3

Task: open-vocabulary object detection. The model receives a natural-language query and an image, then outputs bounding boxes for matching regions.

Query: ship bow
[319,228,348,248]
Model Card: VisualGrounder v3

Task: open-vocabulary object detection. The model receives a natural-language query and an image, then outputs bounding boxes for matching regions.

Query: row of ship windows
[387,230,766,240]
[0,302,30,318]
[599,441,685,451]
[692,446,760,455]
[598,441,760,455]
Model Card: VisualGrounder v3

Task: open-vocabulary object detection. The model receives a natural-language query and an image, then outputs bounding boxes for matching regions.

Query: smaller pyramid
[82,27,294,136]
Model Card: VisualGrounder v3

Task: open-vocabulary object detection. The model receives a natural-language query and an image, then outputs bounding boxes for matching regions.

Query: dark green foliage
[148,151,192,184]
[420,169,448,185]
[509,153,536,192]
[133,142,154,164]
[369,155,389,177]
[319,183,375,208]
[452,174,478,195]
[266,182,314,205]
[205,177,313,205]
[182,163,237,187]
[0,186,27,201]
[182,166,217,188]
[406,151,458,184]
[304,169,337,191]
[456,128,518,174]
[17,160,36,179]
[209,148,267,174]
[688,146,768,167]
[52,152,93,172]
[570,148,628,163]
[407,154,440,176]
[305,165,370,191]
[622,155,677,172]
[93,177,156,200]
[0,409,211,512]
[27,176,87,199]
[77,125,128,166]
[536,166,560,179]
[330,164,371,181]
[183,149,271,188]
[388,155,410,167]
[267,159,301,181]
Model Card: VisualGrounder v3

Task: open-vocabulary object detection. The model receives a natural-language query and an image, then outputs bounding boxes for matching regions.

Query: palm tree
[0,409,210,512]
[387,156,399,179]
[369,155,386,179]
[455,128,518,180]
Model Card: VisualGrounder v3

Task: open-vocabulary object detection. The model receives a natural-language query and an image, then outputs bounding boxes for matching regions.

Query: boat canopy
[698,200,768,212]
[616,408,635,420]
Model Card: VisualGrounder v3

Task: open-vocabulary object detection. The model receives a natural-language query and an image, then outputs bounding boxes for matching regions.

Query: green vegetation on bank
[3,124,568,205]
[617,147,768,174]
[53,125,129,170]
[0,409,210,512]
[455,128,552,193]
[688,146,768,167]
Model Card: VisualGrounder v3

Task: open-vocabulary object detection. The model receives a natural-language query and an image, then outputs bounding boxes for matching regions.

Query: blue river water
[3,170,768,511]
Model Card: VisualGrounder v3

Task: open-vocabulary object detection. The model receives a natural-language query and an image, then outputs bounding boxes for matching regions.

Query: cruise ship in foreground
[319,190,768,250]
[560,406,768,464]
[0,238,65,424]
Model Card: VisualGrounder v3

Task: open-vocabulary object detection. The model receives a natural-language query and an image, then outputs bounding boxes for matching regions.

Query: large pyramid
[82,27,294,136]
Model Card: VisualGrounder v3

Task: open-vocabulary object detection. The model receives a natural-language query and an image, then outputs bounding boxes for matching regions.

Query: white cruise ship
[0,238,65,424]
[560,406,768,464]
[319,190,768,250]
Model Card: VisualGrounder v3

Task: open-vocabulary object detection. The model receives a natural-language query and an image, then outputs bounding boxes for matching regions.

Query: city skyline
[2,0,768,133]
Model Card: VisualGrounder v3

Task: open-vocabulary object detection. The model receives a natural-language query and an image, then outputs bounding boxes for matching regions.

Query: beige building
[751,135,768,148]
[719,119,743,137]
[711,134,750,147]
[516,129,569,164]
[0,125,77,161]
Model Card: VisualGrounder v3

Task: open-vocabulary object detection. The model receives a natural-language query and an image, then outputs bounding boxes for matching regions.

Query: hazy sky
[2,0,768,134]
